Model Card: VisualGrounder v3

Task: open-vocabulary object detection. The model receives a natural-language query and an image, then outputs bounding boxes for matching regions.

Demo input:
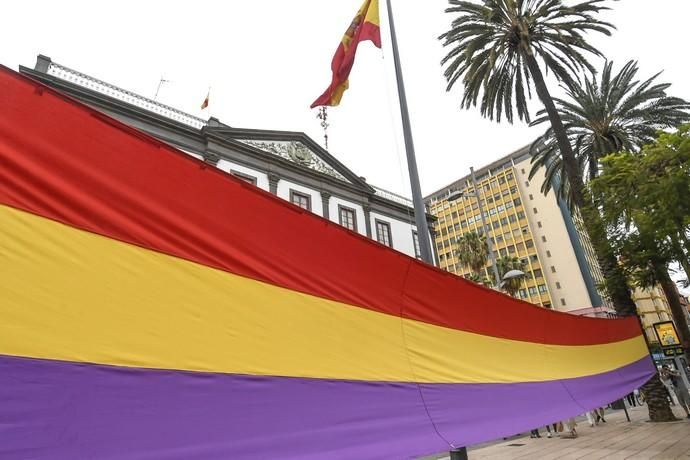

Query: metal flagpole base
[450,447,469,460]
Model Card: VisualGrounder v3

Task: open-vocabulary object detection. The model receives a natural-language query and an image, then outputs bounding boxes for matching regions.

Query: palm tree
[496,256,525,297]
[439,1,675,421]
[465,272,492,286]
[530,60,690,203]
[439,0,613,209]
[455,231,489,279]
[527,64,690,422]
[438,0,638,319]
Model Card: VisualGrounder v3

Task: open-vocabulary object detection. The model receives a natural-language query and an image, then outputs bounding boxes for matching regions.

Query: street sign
[662,347,685,357]
[652,321,682,348]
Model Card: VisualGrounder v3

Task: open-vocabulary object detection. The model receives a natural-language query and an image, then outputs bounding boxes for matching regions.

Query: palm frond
[440,0,614,123]
[529,60,690,206]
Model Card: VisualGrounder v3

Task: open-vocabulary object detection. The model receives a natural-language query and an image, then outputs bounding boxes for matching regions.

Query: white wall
[277,179,323,217]
[216,159,269,191]
[514,158,592,311]
[329,196,367,236]
[370,211,417,257]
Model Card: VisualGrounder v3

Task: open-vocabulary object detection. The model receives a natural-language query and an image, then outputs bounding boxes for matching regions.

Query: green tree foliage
[438,0,612,211]
[438,0,640,317]
[465,272,492,286]
[439,0,675,421]
[593,127,690,279]
[496,256,525,297]
[592,126,690,366]
[455,231,489,280]
[439,0,613,124]
[530,60,690,203]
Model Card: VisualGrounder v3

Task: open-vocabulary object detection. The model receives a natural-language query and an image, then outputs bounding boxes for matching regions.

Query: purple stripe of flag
[0,354,654,459]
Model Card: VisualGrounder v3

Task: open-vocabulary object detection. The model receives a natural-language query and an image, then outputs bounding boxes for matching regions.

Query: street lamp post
[448,167,501,287]
[446,175,523,460]
[501,269,526,284]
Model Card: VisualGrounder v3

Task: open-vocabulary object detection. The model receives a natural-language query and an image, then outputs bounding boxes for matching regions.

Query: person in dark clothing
[626,391,637,407]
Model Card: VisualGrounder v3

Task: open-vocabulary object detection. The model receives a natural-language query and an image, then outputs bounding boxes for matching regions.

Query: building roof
[20,55,415,210]
[424,144,532,203]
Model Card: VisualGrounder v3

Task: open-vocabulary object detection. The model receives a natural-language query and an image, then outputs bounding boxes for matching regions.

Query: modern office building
[425,146,610,314]
[21,55,432,260]
[633,286,675,345]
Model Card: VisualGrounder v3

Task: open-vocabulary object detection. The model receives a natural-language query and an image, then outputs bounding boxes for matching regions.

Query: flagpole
[384,2,468,458]
[384,0,434,265]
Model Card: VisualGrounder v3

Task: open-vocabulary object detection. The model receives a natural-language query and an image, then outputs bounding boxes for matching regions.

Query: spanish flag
[0,65,654,459]
[311,0,381,108]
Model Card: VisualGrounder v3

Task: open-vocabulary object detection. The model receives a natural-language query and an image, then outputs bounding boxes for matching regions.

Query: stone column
[363,204,373,239]
[268,173,280,195]
[320,192,331,220]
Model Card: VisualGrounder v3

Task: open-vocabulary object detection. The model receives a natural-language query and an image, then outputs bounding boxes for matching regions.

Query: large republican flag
[310,0,381,108]
[0,66,655,459]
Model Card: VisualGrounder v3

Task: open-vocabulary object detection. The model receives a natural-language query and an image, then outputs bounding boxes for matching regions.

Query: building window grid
[290,190,311,211]
[375,220,393,247]
[338,205,357,232]
[440,167,551,306]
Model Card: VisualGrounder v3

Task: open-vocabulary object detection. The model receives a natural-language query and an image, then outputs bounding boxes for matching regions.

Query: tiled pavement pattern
[428,405,690,459]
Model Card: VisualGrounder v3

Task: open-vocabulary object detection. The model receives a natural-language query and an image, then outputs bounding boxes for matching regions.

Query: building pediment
[235,139,348,182]
[205,127,373,191]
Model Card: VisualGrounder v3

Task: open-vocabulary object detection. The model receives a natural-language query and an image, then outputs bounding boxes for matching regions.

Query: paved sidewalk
[434,405,690,459]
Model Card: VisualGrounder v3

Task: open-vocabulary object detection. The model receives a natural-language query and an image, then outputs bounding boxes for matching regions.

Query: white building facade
[22,55,431,260]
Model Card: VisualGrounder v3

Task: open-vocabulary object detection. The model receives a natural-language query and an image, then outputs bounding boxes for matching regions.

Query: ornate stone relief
[236,140,348,182]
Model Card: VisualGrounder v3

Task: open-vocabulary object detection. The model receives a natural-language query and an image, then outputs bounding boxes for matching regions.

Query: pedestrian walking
[660,365,690,418]
[585,410,599,427]
[544,423,558,438]
[660,366,680,405]
[593,407,606,423]
[560,418,578,438]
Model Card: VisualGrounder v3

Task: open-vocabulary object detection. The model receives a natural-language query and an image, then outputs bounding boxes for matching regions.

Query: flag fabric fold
[200,89,209,110]
[310,0,381,108]
[0,66,655,459]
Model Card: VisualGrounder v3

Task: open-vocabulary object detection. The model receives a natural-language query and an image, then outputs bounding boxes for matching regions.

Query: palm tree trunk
[677,231,690,280]
[641,376,678,422]
[679,230,690,256]
[523,54,584,207]
[670,234,690,285]
[523,51,675,421]
[659,270,690,364]
[522,53,637,315]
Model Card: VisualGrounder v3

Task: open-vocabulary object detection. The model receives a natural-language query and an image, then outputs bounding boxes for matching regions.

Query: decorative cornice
[236,140,348,182]
[205,126,374,192]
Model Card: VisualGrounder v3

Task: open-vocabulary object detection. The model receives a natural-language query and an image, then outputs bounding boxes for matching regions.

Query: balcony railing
[46,62,207,130]
[372,186,413,207]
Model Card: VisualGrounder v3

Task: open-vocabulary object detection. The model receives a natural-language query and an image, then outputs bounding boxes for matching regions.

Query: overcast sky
[3,1,689,198]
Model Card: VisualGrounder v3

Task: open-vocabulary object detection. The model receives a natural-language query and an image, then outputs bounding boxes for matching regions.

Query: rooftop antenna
[154,77,170,100]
